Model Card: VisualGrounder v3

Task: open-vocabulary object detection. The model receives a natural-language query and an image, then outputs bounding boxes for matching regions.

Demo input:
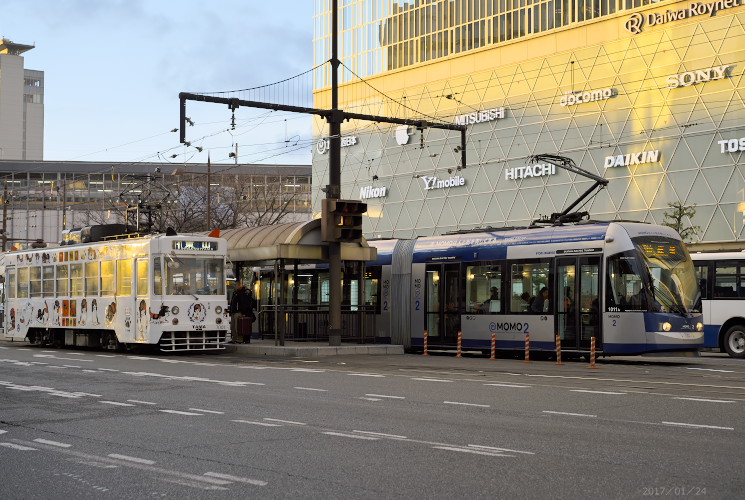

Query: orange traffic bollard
[456,331,463,358]
[523,333,531,363]
[588,336,599,369]
[555,335,564,365]
[423,330,429,356]
[490,332,496,360]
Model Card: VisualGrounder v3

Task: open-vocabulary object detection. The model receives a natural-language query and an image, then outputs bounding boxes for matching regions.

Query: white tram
[2,225,230,352]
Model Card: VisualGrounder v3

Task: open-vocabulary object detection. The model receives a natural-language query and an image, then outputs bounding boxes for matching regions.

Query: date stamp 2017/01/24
[641,487,706,496]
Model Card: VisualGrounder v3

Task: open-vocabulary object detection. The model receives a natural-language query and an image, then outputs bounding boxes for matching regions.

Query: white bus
[691,251,745,358]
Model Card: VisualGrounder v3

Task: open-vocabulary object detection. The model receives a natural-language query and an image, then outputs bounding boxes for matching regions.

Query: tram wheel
[723,325,745,359]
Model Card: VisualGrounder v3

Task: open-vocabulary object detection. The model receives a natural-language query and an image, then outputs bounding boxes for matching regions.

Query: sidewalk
[225,338,404,357]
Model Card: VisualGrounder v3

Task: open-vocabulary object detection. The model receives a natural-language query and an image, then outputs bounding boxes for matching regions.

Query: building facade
[0,160,312,248]
[0,39,44,161]
[312,0,745,250]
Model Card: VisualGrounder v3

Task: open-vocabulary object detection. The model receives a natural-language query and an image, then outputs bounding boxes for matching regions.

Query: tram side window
[42,266,55,297]
[70,264,84,297]
[7,269,16,299]
[137,259,148,296]
[17,268,29,298]
[364,267,381,312]
[467,263,502,313]
[606,252,647,311]
[117,260,133,296]
[101,261,115,296]
[152,258,162,295]
[30,266,42,298]
[57,264,69,296]
[85,262,100,296]
[509,260,550,313]
[694,263,709,300]
[713,261,745,298]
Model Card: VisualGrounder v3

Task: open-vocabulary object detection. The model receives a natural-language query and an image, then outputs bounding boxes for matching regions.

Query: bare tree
[662,201,701,242]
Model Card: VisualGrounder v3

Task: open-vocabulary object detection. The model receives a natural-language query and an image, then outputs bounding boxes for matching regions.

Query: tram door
[425,263,461,345]
[555,256,601,350]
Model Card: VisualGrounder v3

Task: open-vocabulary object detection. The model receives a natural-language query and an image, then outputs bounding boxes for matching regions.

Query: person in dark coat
[229,284,254,343]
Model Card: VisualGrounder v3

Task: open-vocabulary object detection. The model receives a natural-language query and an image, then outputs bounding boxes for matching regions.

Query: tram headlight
[662,322,672,332]
[696,322,704,332]
[171,306,180,315]
[172,318,179,325]
[215,306,223,314]
[216,317,222,324]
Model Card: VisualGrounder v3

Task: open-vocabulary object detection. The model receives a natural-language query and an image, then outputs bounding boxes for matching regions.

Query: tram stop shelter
[221,219,378,346]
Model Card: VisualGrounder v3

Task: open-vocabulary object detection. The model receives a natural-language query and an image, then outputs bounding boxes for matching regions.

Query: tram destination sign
[172,241,218,251]
[556,248,603,254]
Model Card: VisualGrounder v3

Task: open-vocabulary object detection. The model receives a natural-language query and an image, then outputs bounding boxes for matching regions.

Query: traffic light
[322,199,367,243]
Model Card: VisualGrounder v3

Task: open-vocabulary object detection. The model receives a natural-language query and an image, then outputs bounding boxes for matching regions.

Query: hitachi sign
[505,163,556,180]
[604,150,660,168]
[666,65,734,88]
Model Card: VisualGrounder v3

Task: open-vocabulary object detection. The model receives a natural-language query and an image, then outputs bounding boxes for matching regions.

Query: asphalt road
[1,343,743,499]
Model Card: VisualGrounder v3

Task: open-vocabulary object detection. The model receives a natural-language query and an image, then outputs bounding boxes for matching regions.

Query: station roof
[220,219,376,264]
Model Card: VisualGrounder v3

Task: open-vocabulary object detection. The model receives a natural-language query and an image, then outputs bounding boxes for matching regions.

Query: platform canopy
[219,219,376,265]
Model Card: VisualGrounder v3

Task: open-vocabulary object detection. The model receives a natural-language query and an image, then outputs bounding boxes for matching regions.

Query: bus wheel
[723,325,745,359]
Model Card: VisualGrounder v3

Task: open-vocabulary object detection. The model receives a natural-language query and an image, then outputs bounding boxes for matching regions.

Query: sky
[3,0,316,165]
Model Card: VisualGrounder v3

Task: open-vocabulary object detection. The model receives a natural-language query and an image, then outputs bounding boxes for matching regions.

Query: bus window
[467,263,502,314]
[30,267,42,298]
[42,266,55,297]
[70,264,84,297]
[117,259,133,296]
[85,262,100,296]
[57,264,69,296]
[101,261,115,296]
[714,261,745,298]
[694,263,709,300]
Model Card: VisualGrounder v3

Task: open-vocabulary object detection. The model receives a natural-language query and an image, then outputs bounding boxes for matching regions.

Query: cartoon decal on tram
[2,225,230,352]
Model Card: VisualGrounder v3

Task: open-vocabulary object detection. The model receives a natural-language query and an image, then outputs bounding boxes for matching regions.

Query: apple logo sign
[395,125,411,146]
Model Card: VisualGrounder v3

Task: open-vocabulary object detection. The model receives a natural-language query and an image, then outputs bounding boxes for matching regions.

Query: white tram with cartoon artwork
[2,225,230,352]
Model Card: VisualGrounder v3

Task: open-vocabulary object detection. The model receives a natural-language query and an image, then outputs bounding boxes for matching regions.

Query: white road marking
[0,442,37,450]
[673,397,736,404]
[231,420,281,427]
[63,365,82,369]
[687,367,735,373]
[97,368,119,371]
[484,383,532,388]
[468,444,535,455]
[365,394,405,399]
[348,373,385,378]
[570,390,626,395]
[294,387,328,392]
[661,421,734,431]
[358,397,381,401]
[0,430,6,434]
[444,401,490,408]
[204,472,268,486]
[160,410,203,416]
[160,478,228,491]
[353,430,407,440]
[263,418,306,425]
[95,354,117,358]
[543,411,597,418]
[108,453,155,465]
[323,431,378,440]
[100,401,136,407]
[33,438,72,448]
[32,354,93,362]
[189,408,224,414]
[82,370,98,373]
[433,446,513,457]
[412,378,453,383]
[128,400,158,405]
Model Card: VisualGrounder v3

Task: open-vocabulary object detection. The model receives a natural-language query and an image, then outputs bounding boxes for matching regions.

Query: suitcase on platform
[237,316,253,342]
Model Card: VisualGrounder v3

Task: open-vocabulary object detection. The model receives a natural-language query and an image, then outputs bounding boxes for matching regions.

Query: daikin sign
[604,150,660,168]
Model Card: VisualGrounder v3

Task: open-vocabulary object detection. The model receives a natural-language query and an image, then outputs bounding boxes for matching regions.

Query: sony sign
[604,150,660,168]
[316,135,358,154]
[667,65,734,88]
[560,89,616,107]
[505,163,557,180]
[359,186,387,199]
[454,107,506,126]
[421,175,466,191]
[625,0,744,34]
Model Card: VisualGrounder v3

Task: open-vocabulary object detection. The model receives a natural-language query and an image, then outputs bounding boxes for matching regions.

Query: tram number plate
[193,325,205,330]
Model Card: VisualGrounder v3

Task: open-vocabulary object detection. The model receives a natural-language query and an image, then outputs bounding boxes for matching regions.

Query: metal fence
[256,304,377,343]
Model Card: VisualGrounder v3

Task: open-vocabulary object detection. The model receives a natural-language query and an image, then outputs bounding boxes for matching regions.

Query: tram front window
[165,257,225,296]
[634,237,700,314]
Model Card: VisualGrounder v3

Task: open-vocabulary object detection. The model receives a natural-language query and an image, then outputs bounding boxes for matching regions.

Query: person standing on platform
[229,284,253,343]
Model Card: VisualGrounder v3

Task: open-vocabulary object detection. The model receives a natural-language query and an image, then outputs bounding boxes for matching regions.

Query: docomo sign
[505,163,556,180]
[666,65,734,88]
[316,135,357,154]
[717,137,745,153]
[560,88,616,107]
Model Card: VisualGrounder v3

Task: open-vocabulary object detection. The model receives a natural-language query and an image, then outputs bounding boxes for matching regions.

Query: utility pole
[206,153,212,231]
[2,181,8,251]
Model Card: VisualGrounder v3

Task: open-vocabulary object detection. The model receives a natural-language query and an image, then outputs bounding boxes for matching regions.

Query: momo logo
[625,13,644,34]
[316,139,329,154]
[395,125,411,145]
